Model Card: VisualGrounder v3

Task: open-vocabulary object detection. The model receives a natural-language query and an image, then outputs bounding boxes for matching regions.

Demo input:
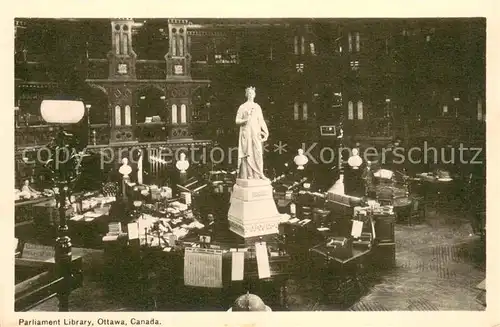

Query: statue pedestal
[228,179,287,238]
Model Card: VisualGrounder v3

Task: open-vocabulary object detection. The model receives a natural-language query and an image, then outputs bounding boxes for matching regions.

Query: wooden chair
[407,196,425,226]
[376,186,396,206]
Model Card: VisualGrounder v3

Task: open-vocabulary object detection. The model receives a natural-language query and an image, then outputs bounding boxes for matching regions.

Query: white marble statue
[294,148,308,170]
[348,148,363,170]
[176,152,190,173]
[137,149,144,184]
[235,86,269,180]
[19,180,41,199]
[119,157,132,178]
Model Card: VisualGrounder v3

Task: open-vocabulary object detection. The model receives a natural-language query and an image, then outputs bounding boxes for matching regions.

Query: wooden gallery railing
[15,244,83,311]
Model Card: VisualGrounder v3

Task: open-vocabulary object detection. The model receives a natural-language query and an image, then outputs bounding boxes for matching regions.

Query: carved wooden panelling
[113,87,133,100]
[170,126,190,138]
[111,126,135,143]
[169,86,190,98]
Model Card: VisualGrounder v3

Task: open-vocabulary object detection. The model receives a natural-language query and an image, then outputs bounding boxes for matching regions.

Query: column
[108,19,137,79]
[166,20,193,139]
[165,19,191,79]
[167,85,192,139]
[108,19,137,143]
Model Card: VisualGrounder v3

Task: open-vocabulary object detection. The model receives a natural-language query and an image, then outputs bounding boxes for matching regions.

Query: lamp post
[86,104,96,146]
[85,104,91,125]
[453,96,460,118]
[40,99,85,312]
[14,106,20,127]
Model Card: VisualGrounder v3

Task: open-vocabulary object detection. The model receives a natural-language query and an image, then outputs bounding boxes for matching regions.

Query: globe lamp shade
[40,100,85,124]
[230,293,272,312]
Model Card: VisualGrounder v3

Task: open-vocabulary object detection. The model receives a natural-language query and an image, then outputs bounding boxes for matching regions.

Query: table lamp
[40,99,85,311]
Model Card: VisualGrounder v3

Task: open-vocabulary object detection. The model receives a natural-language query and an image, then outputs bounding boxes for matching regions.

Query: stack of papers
[84,211,103,218]
[172,227,189,239]
[70,214,85,221]
[171,201,188,211]
[279,213,291,222]
[102,235,119,242]
[298,219,311,226]
[187,221,205,229]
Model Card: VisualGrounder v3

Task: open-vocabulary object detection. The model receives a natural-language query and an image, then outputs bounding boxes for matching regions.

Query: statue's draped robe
[236,102,268,179]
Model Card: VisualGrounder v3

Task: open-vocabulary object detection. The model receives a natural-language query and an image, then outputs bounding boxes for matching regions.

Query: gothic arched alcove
[85,86,109,125]
[133,85,168,143]
[135,86,167,124]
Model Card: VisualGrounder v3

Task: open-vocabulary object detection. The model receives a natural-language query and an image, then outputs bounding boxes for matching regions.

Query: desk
[391,197,411,223]
[309,243,373,308]
[15,197,54,239]
[103,224,291,311]
[409,177,456,212]
[15,196,54,208]
[68,214,111,248]
[28,192,103,242]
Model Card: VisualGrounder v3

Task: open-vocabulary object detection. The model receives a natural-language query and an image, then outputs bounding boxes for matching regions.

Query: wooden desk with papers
[103,229,291,311]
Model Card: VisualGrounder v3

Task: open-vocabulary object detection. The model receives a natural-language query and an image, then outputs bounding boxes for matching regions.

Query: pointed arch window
[293,102,299,120]
[180,104,187,123]
[172,37,177,57]
[302,103,308,120]
[124,105,131,125]
[115,34,121,55]
[115,105,122,126]
[178,35,184,57]
[171,104,178,124]
[122,34,129,55]
[357,101,363,120]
